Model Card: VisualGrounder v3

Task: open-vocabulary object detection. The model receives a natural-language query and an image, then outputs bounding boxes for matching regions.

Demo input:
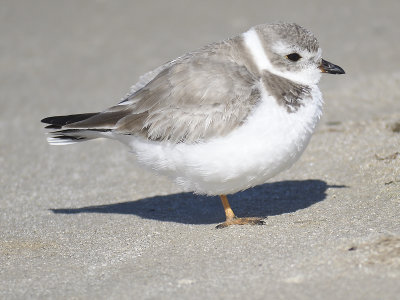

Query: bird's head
[254,23,345,85]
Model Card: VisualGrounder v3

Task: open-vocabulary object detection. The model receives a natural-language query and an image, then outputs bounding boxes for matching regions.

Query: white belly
[120,86,323,195]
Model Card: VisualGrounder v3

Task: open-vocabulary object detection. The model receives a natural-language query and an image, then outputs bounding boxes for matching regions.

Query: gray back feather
[64,23,316,143]
[67,40,261,144]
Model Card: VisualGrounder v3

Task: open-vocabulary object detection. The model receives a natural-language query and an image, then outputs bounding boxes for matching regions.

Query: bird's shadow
[51,180,346,225]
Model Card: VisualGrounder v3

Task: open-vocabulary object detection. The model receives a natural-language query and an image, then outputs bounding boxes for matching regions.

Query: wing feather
[65,41,261,143]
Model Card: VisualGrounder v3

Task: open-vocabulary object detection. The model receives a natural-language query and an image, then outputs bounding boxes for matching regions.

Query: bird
[41,22,345,228]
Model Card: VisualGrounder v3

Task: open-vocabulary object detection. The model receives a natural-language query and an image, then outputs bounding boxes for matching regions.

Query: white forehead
[315,47,322,61]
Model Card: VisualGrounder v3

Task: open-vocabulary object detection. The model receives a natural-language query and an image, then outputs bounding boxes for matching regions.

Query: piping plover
[42,23,344,228]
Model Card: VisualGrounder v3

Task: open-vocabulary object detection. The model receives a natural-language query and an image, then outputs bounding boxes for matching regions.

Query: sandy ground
[1,0,399,299]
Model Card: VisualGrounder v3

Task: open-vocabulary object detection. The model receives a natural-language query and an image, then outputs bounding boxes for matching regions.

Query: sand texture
[1,1,399,299]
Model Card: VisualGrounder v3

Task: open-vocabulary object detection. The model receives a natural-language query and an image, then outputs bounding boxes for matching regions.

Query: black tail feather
[41,113,104,145]
[41,113,98,128]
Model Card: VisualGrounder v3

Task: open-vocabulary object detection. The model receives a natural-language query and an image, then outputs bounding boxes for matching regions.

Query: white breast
[120,83,323,195]
[115,27,324,195]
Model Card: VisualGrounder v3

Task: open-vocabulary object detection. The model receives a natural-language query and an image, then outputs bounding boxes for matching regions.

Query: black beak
[319,59,345,74]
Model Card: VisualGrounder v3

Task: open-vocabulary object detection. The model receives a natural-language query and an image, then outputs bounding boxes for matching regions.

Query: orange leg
[216,195,265,229]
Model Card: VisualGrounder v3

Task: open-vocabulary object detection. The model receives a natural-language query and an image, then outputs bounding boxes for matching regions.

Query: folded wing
[48,45,261,144]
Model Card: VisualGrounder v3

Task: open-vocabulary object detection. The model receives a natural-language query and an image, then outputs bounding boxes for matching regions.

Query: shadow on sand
[51,180,346,225]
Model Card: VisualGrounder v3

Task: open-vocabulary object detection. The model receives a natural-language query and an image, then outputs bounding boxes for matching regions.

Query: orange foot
[215,217,265,229]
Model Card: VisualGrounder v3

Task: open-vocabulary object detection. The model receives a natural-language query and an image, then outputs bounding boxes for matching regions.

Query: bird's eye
[286,53,302,62]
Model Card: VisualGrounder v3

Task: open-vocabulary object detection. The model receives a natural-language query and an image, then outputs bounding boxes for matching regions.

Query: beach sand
[1,1,399,299]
